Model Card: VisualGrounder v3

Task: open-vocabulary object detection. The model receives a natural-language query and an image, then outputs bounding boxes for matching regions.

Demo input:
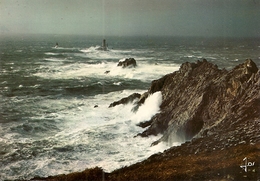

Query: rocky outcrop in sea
[32,59,260,181]
[117,58,137,68]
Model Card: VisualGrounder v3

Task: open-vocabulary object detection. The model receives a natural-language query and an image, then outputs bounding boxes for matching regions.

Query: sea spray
[131,91,162,124]
[8,90,169,179]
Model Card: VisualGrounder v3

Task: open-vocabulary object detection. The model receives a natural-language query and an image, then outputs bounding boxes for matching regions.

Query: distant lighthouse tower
[102,39,107,51]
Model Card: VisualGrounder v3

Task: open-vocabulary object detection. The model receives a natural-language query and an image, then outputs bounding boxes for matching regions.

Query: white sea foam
[51,47,77,50]
[113,82,122,85]
[35,46,180,81]
[44,58,64,62]
[34,61,179,82]
[119,58,126,62]
[1,90,172,179]
[79,47,124,60]
[80,46,101,53]
[45,52,60,56]
[131,91,162,123]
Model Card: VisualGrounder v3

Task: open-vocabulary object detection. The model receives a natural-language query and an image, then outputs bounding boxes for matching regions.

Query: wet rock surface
[31,59,260,181]
[108,93,141,108]
[117,58,137,68]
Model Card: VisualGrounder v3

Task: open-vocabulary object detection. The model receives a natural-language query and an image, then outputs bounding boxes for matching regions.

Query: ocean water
[0,34,259,180]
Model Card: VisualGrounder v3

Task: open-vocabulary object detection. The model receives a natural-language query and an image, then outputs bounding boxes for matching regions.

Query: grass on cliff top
[109,143,260,181]
[33,143,260,181]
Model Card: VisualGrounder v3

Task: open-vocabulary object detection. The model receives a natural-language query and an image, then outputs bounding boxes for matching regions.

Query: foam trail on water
[34,61,179,82]
[45,52,60,56]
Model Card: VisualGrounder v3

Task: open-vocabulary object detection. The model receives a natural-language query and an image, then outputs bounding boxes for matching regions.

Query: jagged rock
[108,93,141,108]
[148,75,168,94]
[136,120,153,128]
[109,59,260,144]
[137,91,149,104]
[117,58,137,68]
[138,59,259,145]
[130,92,150,112]
[109,91,149,112]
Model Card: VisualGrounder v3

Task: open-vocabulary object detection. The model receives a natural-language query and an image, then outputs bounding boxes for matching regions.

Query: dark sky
[0,0,259,37]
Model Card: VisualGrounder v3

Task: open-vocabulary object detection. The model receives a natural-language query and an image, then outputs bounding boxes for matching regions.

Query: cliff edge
[138,59,259,145]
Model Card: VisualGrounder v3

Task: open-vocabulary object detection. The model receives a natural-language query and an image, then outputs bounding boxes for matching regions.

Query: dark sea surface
[0,34,259,180]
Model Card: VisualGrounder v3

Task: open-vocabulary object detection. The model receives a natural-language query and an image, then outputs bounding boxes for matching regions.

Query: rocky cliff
[137,59,259,146]
[32,59,260,181]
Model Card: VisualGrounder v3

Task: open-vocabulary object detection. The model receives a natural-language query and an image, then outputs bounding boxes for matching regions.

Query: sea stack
[117,58,137,68]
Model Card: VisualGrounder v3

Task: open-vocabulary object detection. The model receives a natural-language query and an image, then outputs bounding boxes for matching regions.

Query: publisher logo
[240,157,255,172]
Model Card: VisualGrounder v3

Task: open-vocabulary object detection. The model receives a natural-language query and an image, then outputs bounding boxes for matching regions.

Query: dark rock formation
[138,59,259,145]
[108,93,141,108]
[109,59,259,144]
[117,58,137,68]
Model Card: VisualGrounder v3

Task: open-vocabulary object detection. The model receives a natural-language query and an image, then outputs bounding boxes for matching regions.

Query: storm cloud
[0,0,259,37]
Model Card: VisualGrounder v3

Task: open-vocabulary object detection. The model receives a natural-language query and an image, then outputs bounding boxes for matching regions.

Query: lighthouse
[102,39,107,51]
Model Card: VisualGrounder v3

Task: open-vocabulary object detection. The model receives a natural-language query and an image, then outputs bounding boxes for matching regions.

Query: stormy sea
[0,34,259,180]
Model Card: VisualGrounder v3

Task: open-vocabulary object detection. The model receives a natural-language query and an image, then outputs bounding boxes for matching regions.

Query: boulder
[117,58,137,68]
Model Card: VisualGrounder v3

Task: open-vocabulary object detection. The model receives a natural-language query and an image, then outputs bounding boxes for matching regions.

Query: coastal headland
[32,59,260,181]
